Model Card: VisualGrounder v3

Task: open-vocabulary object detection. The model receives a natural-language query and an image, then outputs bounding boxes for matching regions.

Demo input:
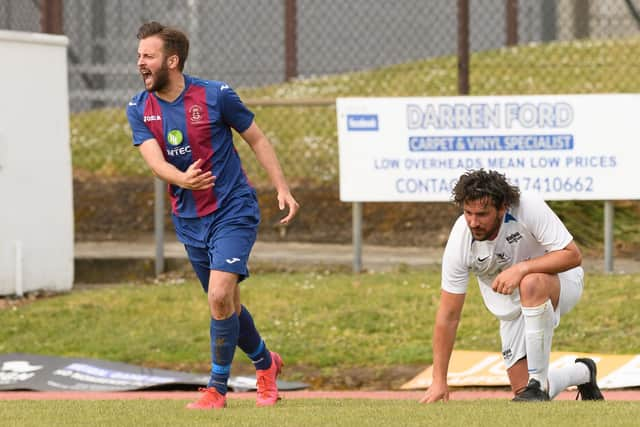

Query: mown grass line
[1,399,639,427]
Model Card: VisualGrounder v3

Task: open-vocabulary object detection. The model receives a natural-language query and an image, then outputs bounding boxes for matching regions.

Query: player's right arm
[419,290,465,404]
[126,96,214,190]
[138,139,215,190]
[420,216,470,404]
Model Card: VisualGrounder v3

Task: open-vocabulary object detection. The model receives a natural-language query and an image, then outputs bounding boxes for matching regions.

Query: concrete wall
[0,30,74,296]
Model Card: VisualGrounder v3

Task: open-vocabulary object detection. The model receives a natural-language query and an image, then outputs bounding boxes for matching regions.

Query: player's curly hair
[137,21,189,71]
[452,169,520,209]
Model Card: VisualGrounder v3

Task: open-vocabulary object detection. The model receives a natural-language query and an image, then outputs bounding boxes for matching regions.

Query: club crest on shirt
[189,104,203,123]
[496,252,511,263]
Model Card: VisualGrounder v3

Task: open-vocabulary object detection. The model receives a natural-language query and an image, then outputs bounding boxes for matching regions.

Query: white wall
[0,30,73,296]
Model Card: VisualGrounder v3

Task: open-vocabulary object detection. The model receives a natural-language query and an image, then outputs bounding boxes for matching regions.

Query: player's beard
[470,214,502,241]
[143,61,170,93]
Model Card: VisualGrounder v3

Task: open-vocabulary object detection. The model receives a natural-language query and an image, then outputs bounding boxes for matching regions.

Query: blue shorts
[171,192,260,291]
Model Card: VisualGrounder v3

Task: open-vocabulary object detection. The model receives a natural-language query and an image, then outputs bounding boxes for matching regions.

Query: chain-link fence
[2,0,640,247]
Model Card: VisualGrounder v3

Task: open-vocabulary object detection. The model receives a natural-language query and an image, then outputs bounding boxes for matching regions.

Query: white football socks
[522,299,554,391]
[547,362,591,399]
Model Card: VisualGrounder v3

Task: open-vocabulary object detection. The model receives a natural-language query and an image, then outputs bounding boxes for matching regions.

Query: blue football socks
[208,313,239,394]
[237,305,272,370]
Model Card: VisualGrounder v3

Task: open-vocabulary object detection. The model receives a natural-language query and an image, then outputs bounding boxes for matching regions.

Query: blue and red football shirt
[126,75,255,218]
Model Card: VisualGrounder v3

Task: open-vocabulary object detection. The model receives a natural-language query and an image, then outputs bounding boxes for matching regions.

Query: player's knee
[208,289,234,318]
[519,273,548,302]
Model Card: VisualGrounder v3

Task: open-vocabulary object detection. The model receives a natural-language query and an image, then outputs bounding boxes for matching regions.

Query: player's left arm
[240,121,300,224]
[492,241,581,295]
[493,194,582,294]
[516,240,581,276]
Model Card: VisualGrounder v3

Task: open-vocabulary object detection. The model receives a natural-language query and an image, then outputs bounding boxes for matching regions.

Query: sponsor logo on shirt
[502,349,513,360]
[506,232,522,244]
[167,129,184,146]
[166,145,191,157]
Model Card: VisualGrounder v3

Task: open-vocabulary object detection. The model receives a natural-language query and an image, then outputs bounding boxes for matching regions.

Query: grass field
[1,269,639,425]
[1,269,638,378]
[1,398,639,427]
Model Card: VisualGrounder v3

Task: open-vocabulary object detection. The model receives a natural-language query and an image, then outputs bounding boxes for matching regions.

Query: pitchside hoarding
[401,350,640,390]
[337,95,640,202]
[0,353,308,392]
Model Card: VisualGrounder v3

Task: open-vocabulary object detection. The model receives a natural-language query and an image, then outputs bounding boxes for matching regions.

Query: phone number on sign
[511,176,594,193]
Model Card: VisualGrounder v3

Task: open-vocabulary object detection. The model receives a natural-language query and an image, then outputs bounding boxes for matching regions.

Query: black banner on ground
[0,353,308,392]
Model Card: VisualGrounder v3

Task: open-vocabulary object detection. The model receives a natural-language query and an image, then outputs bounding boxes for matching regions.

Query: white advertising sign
[337,95,640,202]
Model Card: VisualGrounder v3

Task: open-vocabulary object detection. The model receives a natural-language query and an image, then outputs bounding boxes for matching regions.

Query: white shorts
[499,267,584,369]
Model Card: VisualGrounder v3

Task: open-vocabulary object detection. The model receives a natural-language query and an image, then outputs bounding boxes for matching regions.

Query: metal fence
[7,1,640,107]
[2,0,640,244]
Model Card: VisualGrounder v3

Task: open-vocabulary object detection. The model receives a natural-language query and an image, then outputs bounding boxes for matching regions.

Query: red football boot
[186,387,227,409]
[255,352,283,406]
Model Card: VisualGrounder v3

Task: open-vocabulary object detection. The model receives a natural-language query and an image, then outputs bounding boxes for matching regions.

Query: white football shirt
[441,192,574,320]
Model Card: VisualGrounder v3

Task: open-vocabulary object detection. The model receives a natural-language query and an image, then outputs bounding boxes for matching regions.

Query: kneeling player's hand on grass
[419,382,449,403]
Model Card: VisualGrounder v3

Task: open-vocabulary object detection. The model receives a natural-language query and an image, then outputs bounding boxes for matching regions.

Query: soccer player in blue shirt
[126,21,299,409]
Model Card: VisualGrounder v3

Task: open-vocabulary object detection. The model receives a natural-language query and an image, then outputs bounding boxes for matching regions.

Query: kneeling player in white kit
[420,169,604,403]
